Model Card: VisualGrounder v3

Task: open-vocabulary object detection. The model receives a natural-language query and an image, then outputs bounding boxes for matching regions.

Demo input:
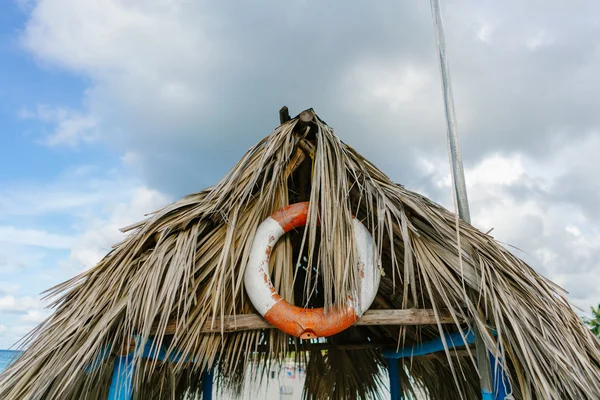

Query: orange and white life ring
[244,202,380,339]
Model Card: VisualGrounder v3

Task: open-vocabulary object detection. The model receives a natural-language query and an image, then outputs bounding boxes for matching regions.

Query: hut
[1,109,599,400]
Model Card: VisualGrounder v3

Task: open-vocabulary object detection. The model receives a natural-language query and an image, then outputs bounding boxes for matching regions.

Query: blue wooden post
[91,338,216,400]
[383,330,511,399]
[108,355,135,400]
[387,358,401,400]
[489,353,508,400]
[482,390,494,400]
[202,367,213,400]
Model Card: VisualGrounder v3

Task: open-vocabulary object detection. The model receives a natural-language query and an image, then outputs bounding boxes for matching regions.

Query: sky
[1,0,600,348]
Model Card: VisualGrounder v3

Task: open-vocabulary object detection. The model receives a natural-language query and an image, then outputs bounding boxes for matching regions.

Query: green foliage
[585,304,600,337]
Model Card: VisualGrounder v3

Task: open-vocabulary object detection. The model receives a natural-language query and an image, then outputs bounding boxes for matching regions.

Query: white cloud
[467,154,526,186]
[414,147,600,312]
[0,295,50,341]
[0,245,48,277]
[20,309,49,324]
[349,62,433,110]
[476,21,493,44]
[0,187,103,217]
[20,105,97,148]
[21,0,216,142]
[0,164,171,276]
[0,226,73,249]
[64,186,170,270]
[526,30,555,51]
[0,284,20,296]
[0,166,141,218]
[21,0,214,76]
[0,324,39,348]
[17,0,600,198]
[0,296,41,314]
[17,0,600,163]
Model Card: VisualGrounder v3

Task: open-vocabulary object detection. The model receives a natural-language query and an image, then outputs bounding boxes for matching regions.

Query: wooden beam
[283,137,317,179]
[159,309,458,335]
[284,148,307,179]
[293,108,317,138]
[298,109,315,125]
[296,137,315,156]
[279,106,291,124]
[358,309,456,326]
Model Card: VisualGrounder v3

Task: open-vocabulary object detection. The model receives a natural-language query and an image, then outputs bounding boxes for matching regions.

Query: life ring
[244,202,380,339]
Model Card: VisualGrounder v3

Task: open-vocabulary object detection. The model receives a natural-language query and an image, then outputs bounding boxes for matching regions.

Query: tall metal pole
[429,0,494,398]
[429,0,470,223]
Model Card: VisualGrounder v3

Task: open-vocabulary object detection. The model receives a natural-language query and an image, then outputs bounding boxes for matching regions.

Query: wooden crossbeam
[158,309,458,335]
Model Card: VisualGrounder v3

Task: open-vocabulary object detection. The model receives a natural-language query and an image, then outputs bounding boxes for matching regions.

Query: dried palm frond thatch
[1,110,600,399]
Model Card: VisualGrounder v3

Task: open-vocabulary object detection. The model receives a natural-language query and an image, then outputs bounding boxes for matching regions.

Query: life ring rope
[244,202,381,339]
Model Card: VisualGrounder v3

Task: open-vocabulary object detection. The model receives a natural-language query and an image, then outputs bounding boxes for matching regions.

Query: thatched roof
[1,110,600,399]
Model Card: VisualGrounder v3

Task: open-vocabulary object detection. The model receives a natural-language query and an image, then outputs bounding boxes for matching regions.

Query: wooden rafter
[156,308,459,335]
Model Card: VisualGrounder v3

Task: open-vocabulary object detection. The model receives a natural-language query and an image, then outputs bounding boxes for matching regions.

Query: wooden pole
[279,106,291,124]
[157,308,458,335]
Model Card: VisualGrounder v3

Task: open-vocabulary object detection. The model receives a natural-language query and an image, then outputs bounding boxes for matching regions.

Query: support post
[489,353,508,400]
[387,358,402,400]
[202,367,213,400]
[99,338,218,400]
[429,1,494,398]
[108,355,135,400]
[279,106,291,124]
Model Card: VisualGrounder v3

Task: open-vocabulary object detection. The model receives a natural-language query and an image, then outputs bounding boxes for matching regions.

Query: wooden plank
[296,137,315,155]
[359,309,455,326]
[284,148,307,179]
[159,309,458,335]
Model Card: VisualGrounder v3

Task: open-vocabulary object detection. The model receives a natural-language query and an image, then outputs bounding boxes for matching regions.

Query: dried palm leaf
[1,111,599,400]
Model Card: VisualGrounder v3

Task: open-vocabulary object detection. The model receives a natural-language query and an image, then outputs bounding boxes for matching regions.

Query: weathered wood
[158,309,458,335]
[284,138,316,179]
[298,109,315,124]
[279,106,291,124]
[294,108,317,138]
[356,309,456,326]
[285,148,307,179]
[297,137,315,156]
